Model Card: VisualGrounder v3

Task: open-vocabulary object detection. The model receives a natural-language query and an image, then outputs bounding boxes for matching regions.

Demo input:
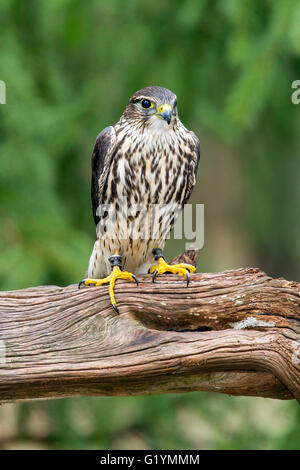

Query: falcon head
[123,86,178,130]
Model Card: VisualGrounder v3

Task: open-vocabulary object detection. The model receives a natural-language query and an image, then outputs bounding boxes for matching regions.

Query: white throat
[147,115,172,133]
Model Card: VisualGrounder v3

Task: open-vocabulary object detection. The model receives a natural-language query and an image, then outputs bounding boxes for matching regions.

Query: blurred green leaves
[0,0,299,450]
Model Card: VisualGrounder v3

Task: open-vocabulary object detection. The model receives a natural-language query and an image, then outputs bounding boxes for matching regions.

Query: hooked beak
[156,104,172,125]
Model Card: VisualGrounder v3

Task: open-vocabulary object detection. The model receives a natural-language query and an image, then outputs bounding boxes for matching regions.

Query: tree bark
[0,265,299,403]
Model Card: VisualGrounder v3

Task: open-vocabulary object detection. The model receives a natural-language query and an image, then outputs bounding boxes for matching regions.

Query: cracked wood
[0,267,299,403]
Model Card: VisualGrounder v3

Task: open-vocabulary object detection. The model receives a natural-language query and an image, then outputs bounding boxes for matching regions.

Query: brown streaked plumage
[81,86,200,312]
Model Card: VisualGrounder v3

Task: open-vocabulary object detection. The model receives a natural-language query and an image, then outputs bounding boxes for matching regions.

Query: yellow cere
[158,104,172,113]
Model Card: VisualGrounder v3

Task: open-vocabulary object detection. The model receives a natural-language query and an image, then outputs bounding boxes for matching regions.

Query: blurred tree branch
[0,260,299,403]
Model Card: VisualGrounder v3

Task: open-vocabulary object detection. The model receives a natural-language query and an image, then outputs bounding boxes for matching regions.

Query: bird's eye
[173,99,177,108]
[141,99,151,109]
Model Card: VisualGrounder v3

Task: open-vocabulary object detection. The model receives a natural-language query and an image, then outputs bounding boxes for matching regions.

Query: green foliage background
[0,0,299,450]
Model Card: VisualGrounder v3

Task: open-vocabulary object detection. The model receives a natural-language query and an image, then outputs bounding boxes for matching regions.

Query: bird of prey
[79,86,200,312]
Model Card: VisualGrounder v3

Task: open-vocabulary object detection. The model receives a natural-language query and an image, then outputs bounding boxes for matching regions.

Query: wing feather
[182,132,200,205]
[91,126,116,225]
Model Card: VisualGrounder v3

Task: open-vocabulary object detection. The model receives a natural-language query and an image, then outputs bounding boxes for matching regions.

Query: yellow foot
[149,257,196,286]
[78,266,138,314]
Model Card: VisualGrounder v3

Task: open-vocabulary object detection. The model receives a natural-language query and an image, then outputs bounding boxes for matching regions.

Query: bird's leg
[149,248,196,286]
[78,251,138,313]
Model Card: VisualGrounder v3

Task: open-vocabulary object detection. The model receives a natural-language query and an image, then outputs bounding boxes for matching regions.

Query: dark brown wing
[91,126,116,224]
[182,132,200,205]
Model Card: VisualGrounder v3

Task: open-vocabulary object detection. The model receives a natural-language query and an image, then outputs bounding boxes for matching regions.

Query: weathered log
[0,265,299,403]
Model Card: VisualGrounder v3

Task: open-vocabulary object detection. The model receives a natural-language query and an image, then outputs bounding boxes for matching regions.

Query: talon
[149,255,195,286]
[112,303,119,314]
[186,270,190,287]
[78,279,86,289]
[78,267,139,313]
[152,269,158,282]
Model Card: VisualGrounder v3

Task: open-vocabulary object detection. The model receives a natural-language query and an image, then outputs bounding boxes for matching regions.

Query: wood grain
[0,266,299,403]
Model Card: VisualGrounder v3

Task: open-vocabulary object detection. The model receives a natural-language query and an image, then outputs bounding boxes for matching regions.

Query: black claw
[78,279,86,289]
[132,274,139,286]
[152,269,158,283]
[186,270,190,287]
[112,303,119,314]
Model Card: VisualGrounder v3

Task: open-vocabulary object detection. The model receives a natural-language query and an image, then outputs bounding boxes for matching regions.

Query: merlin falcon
[79,86,200,312]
